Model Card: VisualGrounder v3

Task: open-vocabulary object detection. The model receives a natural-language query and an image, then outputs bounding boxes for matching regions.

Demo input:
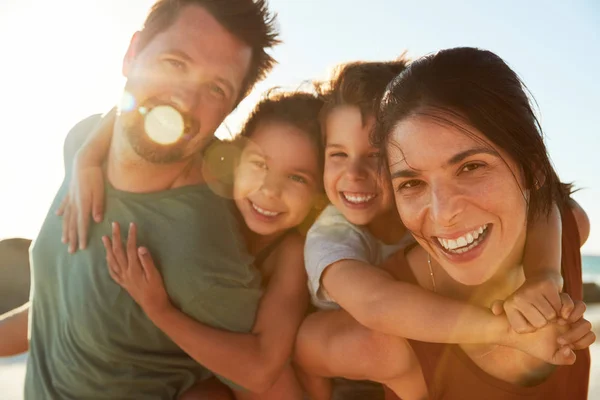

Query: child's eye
[289,175,307,184]
[251,160,267,169]
[329,152,347,158]
[397,179,423,191]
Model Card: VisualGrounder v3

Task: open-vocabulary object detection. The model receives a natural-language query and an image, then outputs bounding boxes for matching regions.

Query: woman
[371,47,593,399]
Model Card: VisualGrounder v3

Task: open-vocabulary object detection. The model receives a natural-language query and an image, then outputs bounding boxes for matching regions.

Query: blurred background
[0,1,598,398]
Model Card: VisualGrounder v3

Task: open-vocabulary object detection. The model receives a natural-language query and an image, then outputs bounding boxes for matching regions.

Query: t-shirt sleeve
[305,214,372,308]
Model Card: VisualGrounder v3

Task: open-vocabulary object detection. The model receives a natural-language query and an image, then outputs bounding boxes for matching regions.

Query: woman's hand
[102,222,172,318]
[57,158,105,253]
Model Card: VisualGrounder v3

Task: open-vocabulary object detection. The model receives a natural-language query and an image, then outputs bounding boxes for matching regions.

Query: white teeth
[436,224,489,253]
[251,202,279,217]
[466,233,474,244]
[342,192,376,204]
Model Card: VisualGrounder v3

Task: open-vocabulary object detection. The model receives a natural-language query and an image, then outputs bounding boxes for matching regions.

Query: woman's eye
[329,152,347,158]
[290,175,307,184]
[397,180,422,191]
[461,162,483,173]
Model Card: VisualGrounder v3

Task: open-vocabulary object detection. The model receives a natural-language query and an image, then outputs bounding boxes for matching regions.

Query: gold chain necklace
[427,253,500,358]
[427,253,437,293]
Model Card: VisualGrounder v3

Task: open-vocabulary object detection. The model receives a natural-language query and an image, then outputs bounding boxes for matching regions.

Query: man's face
[120,5,252,163]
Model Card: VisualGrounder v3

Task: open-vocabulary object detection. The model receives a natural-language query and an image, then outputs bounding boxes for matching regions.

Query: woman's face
[387,115,529,286]
[233,121,321,237]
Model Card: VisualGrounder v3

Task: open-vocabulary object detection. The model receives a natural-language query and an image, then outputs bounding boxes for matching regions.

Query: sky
[0,0,598,254]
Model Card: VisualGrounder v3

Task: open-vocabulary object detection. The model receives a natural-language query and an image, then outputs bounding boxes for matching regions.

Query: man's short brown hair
[138,0,280,103]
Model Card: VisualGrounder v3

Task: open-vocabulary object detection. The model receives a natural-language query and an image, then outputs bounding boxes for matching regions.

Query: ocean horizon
[583,255,600,285]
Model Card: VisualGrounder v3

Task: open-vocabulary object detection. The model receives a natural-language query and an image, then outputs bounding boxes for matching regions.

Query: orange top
[384,207,590,399]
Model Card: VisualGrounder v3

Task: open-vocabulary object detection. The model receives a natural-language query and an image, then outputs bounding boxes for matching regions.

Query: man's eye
[165,59,185,70]
[209,84,226,98]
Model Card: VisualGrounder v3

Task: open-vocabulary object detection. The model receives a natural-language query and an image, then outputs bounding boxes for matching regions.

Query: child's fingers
[92,181,105,223]
[56,194,69,216]
[126,223,138,266]
[138,247,159,282]
[552,346,576,366]
[61,202,71,244]
[490,300,505,316]
[569,331,597,351]
[76,189,93,251]
[559,293,575,320]
[111,222,128,268]
[505,308,536,333]
[544,290,562,315]
[566,301,586,324]
[67,205,78,254]
[102,236,122,283]
[532,297,557,321]
[510,302,548,329]
[557,318,593,346]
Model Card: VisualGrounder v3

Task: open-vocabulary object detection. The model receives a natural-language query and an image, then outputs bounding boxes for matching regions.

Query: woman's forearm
[147,305,272,393]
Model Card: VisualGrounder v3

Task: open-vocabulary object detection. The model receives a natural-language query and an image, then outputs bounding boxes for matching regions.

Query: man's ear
[122,31,142,77]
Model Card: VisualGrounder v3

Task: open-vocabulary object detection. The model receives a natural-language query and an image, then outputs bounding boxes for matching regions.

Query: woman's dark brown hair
[373,47,571,221]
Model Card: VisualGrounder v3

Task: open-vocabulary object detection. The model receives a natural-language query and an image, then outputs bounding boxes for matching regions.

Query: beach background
[1,0,598,398]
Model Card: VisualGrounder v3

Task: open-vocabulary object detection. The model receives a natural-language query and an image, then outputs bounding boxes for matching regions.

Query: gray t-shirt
[305,205,414,310]
[25,118,262,399]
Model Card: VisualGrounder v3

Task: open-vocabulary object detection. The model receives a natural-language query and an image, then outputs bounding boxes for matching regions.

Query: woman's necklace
[427,253,501,359]
[427,253,437,293]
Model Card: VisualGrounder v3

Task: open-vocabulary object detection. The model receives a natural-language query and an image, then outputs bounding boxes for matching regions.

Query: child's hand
[57,159,105,253]
[102,222,171,317]
[492,273,563,333]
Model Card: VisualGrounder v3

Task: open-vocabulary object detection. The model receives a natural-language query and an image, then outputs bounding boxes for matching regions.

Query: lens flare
[119,91,137,112]
[144,105,185,145]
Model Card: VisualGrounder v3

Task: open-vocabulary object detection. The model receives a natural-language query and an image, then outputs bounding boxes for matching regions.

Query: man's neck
[106,127,204,193]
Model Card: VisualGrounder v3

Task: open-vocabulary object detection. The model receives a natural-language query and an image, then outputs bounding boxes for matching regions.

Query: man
[0,0,279,398]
